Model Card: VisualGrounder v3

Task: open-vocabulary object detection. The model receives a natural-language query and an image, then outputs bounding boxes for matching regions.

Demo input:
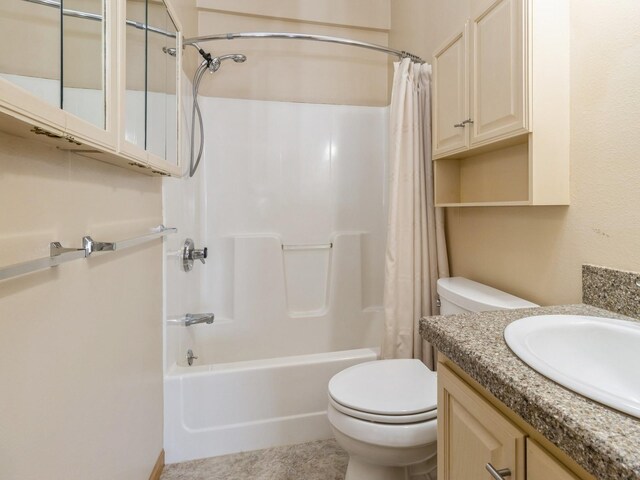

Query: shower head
[226,54,247,63]
[208,53,247,72]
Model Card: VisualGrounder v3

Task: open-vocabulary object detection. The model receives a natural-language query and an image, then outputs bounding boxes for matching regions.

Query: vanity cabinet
[0,0,182,176]
[438,359,595,480]
[438,363,525,479]
[527,439,580,480]
[432,0,570,206]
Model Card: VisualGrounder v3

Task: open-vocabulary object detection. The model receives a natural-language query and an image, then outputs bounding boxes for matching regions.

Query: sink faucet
[185,313,215,326]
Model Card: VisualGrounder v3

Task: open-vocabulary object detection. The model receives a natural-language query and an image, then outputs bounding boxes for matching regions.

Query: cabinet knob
[486,463,511,480]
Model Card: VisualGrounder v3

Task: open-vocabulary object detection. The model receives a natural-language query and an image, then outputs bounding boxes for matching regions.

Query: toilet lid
[328,359,437,416]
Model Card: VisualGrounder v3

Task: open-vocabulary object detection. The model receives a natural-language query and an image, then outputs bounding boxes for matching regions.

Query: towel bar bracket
[50,242,89,257]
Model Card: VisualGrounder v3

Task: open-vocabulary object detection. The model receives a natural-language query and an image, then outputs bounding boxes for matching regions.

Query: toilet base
[345,457,408,480]
[331,425,437,480]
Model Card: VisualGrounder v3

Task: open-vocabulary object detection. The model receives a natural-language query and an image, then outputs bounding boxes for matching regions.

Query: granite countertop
[420,303,640,480]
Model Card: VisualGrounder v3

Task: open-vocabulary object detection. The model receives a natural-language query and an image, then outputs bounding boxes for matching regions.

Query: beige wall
[0,133,164,479]
[170,0,200,74]
[390,0,640,305]
[0,0,103,89]
[195,0,391,106]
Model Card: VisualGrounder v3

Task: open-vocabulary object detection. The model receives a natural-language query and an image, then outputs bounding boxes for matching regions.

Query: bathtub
[164,346,379,464]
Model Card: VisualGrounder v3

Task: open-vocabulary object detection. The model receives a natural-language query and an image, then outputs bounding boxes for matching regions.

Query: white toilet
[327,277,537,480]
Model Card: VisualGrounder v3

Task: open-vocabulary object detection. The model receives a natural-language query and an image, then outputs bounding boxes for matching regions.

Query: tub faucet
[185,313,215,326]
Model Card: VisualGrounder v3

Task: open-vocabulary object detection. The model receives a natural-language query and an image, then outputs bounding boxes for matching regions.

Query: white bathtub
[164,347,379,464]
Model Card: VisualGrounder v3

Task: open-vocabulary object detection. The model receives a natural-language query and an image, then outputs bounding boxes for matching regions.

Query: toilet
[327,277,538,480]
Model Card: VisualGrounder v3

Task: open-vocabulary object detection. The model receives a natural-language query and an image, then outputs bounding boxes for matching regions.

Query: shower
[183,31,424,178]
[188,46,247,178]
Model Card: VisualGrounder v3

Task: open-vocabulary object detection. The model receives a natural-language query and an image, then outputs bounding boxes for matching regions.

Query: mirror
[62,0,106,129]
[147,1,178,164]
[125,0,179,165]
[0,0,62,108]
[0,0,106,129]
[125,0,147,149]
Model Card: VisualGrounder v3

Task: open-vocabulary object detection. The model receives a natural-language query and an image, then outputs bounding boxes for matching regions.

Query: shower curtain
[382,59,449,369]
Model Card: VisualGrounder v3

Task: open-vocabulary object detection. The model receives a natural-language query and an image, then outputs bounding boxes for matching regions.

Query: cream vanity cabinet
[438,360,591,480]
[432,0,570,206]
[0,0,182,177]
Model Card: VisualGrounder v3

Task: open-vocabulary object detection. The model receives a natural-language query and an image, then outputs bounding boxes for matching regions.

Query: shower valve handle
[192,247,208,264]
[183,239,208,271]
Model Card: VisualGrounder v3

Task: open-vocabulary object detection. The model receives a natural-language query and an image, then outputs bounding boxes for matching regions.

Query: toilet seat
[329,395,437,424]
[328,359,438,422]
[328,403,438,449]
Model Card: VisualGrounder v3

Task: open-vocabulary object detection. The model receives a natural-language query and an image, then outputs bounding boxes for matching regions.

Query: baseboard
[149,450,164,480]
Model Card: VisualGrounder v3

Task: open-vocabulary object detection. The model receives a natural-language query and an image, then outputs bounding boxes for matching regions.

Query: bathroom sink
[504,315,640,419]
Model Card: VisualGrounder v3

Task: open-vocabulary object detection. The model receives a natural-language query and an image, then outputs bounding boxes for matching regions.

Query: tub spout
[185,313,215,326]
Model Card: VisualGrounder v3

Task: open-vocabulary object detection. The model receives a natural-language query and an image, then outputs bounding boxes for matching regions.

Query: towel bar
[0,225,176,282]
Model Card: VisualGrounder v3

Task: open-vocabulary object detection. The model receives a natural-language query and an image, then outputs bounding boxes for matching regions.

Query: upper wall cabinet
[120,0,181,176]
[434,0,528,158]
[470,0,527,146]
[0,0,182,176]
[433,26,469,158]
[433,0,570,207]
[0,0,117,150]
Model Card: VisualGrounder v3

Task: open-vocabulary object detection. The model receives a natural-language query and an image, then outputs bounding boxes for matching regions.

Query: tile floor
[161,439,348,480]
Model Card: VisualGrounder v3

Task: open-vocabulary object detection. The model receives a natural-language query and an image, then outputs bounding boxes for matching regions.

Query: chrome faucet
[184,313,215,326]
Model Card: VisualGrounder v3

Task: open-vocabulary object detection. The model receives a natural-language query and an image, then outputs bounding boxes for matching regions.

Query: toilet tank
[437,277,538,315]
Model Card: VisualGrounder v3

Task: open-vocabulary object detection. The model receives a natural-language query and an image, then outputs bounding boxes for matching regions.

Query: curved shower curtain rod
[183,32,425,64]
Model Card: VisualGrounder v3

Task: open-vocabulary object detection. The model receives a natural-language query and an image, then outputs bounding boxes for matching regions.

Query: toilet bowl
[327,277,538,480]
[327,359,438,480]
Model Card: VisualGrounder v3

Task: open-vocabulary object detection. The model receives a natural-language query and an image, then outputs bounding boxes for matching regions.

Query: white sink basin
[504,315,640,419]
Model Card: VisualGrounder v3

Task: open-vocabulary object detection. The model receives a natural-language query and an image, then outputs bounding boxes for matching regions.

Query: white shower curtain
[382,59,449,369]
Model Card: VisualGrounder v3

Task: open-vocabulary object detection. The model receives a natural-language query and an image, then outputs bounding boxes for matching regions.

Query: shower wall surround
[164,97,389,365]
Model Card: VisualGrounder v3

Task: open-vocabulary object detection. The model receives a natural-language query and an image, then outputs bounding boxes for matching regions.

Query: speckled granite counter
[420,304,640,480]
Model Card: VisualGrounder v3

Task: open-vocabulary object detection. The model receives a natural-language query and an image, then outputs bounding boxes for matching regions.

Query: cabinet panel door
[527,440,580,480]
[438,365,525,480]
[470,0,527,146]
[433,27,469,158]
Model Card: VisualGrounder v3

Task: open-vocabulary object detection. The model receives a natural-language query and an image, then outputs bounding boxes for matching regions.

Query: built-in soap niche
[282,243,332,317]
[219,233,382,320]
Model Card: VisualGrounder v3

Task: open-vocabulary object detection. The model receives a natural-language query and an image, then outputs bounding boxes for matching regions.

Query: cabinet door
[438,365,525,480]
[470,0,528,146]
[527,440,580,480]
[432,26,469,158]
[120,0,181,175]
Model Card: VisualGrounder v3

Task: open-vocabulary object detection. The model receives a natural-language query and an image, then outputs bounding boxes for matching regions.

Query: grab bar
[0,225,176,282]
[282,243,333,251]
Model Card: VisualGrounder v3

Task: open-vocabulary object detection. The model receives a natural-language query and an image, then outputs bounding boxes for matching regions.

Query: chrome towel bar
[0,225,176,282]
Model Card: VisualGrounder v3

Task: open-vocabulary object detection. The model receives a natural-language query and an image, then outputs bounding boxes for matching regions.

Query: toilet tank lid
[437,277,538,312]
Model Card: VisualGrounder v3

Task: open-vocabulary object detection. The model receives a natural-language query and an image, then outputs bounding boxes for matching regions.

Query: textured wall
[193,0,391,106]
[0,133,164,479]
[390,0,640,305]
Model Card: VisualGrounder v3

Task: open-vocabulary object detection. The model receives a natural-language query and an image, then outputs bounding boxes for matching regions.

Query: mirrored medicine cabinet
[123,0,179,171]
[0,0,182,176]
